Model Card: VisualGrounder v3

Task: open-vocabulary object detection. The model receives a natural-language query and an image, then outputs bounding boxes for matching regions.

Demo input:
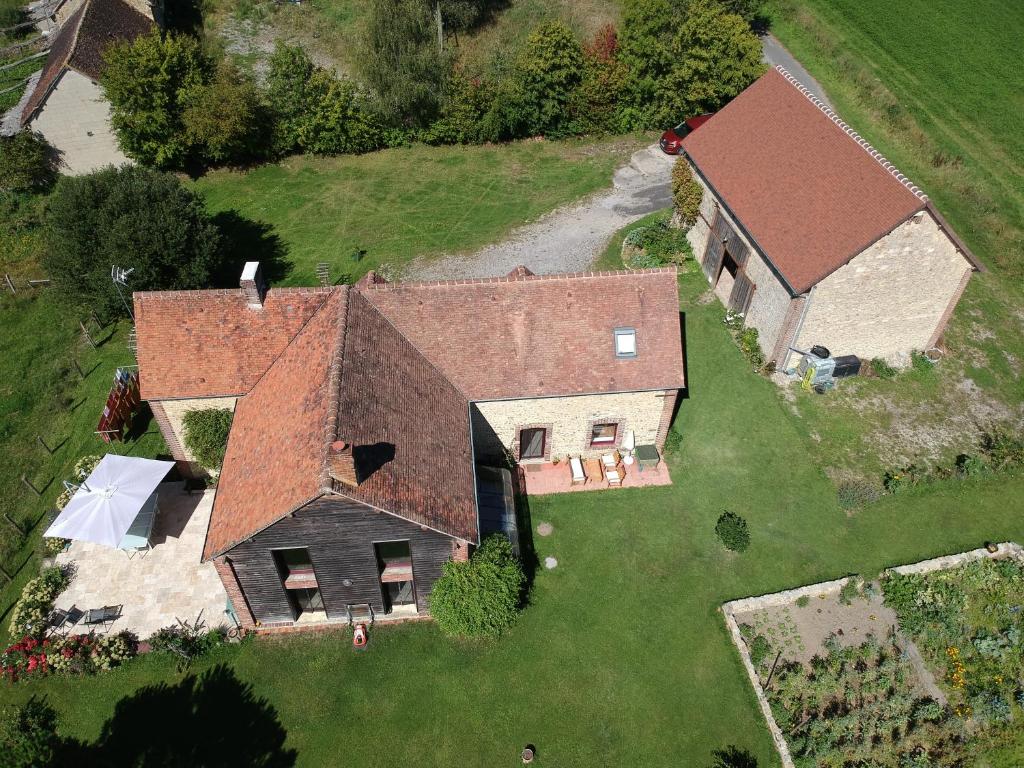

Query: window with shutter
[703,236,725,281]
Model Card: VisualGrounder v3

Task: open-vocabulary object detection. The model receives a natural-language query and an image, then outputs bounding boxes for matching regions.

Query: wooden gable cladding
[728,272,756,314]
[225,495,456,624]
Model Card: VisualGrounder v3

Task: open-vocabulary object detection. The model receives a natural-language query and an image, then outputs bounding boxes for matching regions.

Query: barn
[681,66,983,371]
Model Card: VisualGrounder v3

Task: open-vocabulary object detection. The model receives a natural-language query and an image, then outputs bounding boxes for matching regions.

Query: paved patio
[521,458,672,495]
[54,483,230,639]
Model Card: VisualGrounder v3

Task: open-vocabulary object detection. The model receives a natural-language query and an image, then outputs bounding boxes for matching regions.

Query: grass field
[193,136,643,285]
[3,267,1022,767]
[762,0,1024,483]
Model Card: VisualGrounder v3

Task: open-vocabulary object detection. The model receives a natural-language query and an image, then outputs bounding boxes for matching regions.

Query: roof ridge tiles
[318,288,352,492]
[774,65,927,201]
[360,266,678,291]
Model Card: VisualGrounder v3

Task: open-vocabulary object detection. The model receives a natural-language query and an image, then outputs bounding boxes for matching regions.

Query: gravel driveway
[407,143,677,279]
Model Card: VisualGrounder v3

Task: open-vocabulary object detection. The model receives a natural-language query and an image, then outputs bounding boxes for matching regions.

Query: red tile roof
[683,67,937,294]
[330,291,477,542]
[21,0,152,126]
[134,287,331,400]
[360,268,686,400]
[203,290,347,560]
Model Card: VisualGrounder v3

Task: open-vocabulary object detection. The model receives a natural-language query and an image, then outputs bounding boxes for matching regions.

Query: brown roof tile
[329,291,477,542]
[21,0,152,126]
[682,67,931,294]
[203,289,347,560]
[360,268,686,400]
[134,287,331,400]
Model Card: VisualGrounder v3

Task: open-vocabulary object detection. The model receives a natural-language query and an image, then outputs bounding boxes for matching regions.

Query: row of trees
[101,0,766,170]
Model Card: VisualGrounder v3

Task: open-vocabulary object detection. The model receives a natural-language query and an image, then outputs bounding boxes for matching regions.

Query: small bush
[748,634,771,667]
[736,327,764,370]
[838,576,863,605]
[796,595,810,608]
[954,453,988,478]
[869,357,896,379]
[671,160,703,227]
[715,511,749,552]
[182,408,233,470]
[836,480,881,509]
[430,535,525,638]
[148,623,226,669]
[980,425,1024,471]
[663,427,683,455]
[8,567,69,638]
[0,697,63,767]
[622,216,691,268]
[970,691,1011,726]
[0,131,58,193]
[883,464,926,494]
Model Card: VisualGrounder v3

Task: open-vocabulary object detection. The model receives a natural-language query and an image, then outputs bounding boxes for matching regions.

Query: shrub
[567,25,629,136]
[870,357,897,379]
[42,166,222,317]
[672,161,703,227]
[182,62,267,163]
[663,427,683,455]
[715,511,749,552]
[3,631,136,681]
[736,327,764,370]
[430,535,525,637]
[954,453,988,478]
[980,425,1024,470]
[970,691,1011,726]
[182,408,233,470]
[883,464,926,494]
[0,131,58,193]
[748,634,771,667]
[795,595,810,608]
[836,480,881,509]
[622,216,691,267]
[148,623,226,669]
[297,72,384,156]
[838,576,863,605]
[515,21,585,137]
[8,567,69,638]
[41,537,69,557]
[423,72,487,145]
[0,697,63,767]
[102,30,212,168]
[74,454,104,480]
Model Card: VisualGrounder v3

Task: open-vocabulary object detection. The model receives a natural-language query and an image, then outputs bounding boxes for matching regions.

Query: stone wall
[153,396,238,472]
[685,161,797,362]
[28,70,132,175]
[472,390,673,462]
[790,212,973,369]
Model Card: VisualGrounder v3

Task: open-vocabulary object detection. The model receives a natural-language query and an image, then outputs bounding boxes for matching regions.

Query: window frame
[518,427,547,460]
[589,422,619,447]
[614,327,637,358]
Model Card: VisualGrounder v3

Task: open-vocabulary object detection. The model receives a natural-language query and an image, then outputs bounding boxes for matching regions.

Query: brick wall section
[472,391,668,462]
[451,539,470,562]
[655,389,678,447]
[213,557,256,630]
[769,295,808,369]
[792,212,974,367]
[149,400,195,477]
[686,162,796,359]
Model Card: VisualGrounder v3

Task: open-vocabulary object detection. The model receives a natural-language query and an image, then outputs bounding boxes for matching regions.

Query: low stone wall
[720,542,1022,768]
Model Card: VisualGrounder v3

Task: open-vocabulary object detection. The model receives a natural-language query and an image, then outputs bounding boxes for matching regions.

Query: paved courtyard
[54,483,230,639]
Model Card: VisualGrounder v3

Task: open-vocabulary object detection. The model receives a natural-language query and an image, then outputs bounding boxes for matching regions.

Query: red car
[659,113,714,155]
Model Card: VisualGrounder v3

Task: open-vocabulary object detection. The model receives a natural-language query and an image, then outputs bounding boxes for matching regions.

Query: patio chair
[46,606,82,638]
[601,452,623,486]
[569,456,587,485]
[83,605,122,630]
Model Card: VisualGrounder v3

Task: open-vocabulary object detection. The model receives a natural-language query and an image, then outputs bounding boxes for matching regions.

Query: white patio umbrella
[44,455,175,548]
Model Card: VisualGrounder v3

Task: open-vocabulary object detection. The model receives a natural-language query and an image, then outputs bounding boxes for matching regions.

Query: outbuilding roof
[682,67,980,294]
[21,0,153,126]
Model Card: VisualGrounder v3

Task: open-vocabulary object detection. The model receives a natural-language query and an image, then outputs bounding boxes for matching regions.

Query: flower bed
[7,566,69,638]
[1,632,136,682]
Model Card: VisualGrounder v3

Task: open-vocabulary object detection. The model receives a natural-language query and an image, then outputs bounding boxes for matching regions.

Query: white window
[614,327,637,358]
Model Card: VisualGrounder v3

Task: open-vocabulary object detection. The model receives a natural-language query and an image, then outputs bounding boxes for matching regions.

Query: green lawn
[192,137,643,285]
[4,268,1022,767]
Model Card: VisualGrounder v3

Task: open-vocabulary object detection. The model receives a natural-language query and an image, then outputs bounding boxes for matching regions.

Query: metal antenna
[111,265,135,321]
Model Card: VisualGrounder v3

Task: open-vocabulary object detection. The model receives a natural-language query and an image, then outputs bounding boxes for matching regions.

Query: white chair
[570,456,586,485]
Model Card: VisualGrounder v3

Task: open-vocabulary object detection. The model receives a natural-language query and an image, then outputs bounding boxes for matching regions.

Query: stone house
[19,0,153,175]
[134,265,685,630]
[681,67,983,371]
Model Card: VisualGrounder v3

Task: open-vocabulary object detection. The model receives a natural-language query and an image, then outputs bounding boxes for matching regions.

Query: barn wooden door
[702,209,729,280]
[728,272,756,314]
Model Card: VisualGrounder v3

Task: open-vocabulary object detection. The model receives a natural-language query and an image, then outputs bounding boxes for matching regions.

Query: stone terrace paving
[53,484,230,639]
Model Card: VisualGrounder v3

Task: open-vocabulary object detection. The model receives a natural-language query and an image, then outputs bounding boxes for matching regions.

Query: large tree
[357,0,453,126]
[618,0,675,127]
[182,62,266,164]
[0,130,57,193]
[662,0,766,119]
[101,31,211,168]
[42,166,222,316]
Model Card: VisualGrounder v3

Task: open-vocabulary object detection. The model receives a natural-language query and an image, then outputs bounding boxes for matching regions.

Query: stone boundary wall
[720,542,1022,768]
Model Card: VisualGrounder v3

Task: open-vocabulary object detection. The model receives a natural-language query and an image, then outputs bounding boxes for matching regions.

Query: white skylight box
[614,327,637,358]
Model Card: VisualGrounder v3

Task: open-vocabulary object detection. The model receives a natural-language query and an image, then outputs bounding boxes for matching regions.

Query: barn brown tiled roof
[682,67,932,294]
[134,287,332,400]
[329,290,477,542]
[203,289,348,560]
[360,268,686,400]
[20,0,152,126]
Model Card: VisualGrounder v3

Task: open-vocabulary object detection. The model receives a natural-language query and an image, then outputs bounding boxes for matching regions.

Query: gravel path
[408,143,677,279]
[761,33,833,108]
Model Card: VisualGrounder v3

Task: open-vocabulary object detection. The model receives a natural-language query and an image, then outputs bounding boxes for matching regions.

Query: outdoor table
[634,444,661,472]
[118,492,158,552]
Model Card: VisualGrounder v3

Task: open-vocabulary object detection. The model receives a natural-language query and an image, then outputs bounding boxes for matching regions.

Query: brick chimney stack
[240,262,265,309]
[329,440,358,487]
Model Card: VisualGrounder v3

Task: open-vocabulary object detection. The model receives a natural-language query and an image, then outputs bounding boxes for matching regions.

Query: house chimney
[329,440,358,487]
[240,262,265,309]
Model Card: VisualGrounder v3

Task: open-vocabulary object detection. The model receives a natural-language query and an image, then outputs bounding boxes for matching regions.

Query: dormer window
[614,327,637,358]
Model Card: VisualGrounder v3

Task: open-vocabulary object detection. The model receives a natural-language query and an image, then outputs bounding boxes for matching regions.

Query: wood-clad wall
[225,495,455,624]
